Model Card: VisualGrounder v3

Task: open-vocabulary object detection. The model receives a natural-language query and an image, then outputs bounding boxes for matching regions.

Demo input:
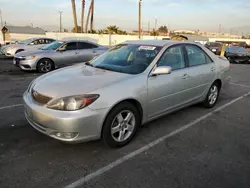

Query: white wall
[45,32,167,46]
[209,37,250,44]
[2,31,250,46]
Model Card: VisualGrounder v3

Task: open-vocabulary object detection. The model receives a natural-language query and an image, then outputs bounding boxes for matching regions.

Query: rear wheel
[102,102,140,148]
[37,58,54,73]
[203,82,220,108]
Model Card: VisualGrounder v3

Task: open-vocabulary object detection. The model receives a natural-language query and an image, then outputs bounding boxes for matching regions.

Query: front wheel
[203,83,220,108]
[37,59,54,73]
[102,102,140,148]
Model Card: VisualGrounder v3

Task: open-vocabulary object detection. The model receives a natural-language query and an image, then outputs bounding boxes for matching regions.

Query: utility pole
[138,0,142,39]
[148,21,150,35]
[59,11,63,32]
[154,17,157,38]
[0,9,3,28]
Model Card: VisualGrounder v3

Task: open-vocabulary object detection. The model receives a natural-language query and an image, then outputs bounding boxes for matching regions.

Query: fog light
[55,132,78,139]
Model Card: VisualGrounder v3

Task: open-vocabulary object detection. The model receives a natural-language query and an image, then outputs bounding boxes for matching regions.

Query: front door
[147,45,192,118]
[56,42,78,66]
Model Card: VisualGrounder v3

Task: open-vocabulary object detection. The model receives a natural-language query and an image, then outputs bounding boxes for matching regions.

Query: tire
[37,58,54,73]
[102,102,141,148]
[203,82,220,108]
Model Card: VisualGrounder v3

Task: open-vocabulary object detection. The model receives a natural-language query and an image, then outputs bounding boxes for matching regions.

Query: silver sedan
[23,40,231,147]
[14,40,108,73]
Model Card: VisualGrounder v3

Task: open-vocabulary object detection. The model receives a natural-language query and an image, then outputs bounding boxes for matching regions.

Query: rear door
[183,44,216,100]
[77,42,99,62]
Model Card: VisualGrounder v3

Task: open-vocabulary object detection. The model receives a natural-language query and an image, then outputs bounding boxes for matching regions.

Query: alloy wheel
[111,110,136,142]
[208,85,218,105]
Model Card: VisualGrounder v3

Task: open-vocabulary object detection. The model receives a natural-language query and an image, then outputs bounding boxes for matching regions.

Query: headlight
[25,55,36,60]
[47,94,99,111]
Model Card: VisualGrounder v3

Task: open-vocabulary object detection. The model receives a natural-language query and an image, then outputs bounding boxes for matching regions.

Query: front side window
[186,45,207,66]
[157,46,185,70]
[88,44,162,74]
[61,42,78,51]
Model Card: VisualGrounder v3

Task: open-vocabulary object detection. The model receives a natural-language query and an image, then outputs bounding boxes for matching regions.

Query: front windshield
[89,44,162,74]
[18,38,34,44]
[41,41,64,50]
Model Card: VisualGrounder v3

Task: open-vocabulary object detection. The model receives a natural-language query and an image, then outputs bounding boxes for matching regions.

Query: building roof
[123,40,197,47]
[2,25,46,35]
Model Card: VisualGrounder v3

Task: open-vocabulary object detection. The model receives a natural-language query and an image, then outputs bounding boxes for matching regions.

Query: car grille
[32,90,52,105]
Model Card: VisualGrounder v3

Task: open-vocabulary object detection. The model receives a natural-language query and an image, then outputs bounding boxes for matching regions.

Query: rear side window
[78,42,98,49]
[185,45,207,66]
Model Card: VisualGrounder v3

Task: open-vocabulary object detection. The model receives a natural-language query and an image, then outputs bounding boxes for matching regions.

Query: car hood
[33,64,131,98]
[15,50,54,57]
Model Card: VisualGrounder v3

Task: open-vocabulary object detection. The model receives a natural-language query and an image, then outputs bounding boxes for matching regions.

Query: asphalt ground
[0,58,250,188]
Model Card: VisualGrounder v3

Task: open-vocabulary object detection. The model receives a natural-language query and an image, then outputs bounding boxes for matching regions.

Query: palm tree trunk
[81,0,85,33]
[85,0,93,33]
[90,0,94,33]
[71,0,78,33]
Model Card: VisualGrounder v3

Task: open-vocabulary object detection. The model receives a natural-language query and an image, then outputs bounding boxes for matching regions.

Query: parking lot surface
[0,59,250,188]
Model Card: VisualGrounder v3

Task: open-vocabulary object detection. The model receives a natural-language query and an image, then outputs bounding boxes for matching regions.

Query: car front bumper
[23,91,109,143]
[13,58,38,70]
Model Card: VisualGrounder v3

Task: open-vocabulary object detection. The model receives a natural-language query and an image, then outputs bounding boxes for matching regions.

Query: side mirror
[151,66,172,76]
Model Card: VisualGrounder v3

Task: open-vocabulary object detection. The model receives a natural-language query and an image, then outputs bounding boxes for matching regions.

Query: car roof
[60,39,100,45]
[122,40,197,47]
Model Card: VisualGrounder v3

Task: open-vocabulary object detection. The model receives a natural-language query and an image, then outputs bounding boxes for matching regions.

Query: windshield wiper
[85,62,94,67]
[95,65,113,71]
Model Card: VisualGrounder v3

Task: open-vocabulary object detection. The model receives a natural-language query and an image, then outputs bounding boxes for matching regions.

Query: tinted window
[157,46,185,70]
[45,39,54,44]
[62,42,78,51]
[78,42,98,49]
[186,45,207,66]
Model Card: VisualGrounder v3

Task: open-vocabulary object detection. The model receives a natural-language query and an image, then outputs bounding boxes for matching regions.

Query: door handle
[182,74,190,79]
[211,67,216,72]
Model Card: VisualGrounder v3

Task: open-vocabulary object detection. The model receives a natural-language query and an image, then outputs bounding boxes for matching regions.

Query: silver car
[13,40,108,73]
[3,37,55,57]
[23,40,231,147]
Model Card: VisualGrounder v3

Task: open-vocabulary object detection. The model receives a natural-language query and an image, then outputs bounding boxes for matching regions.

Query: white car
[2,37,55,57]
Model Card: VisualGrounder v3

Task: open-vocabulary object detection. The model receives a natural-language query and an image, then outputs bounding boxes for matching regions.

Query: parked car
[225,46,250,64]
[14,40,108,73]
[2,37,56,57]
[23,40,231,147]
[204,42,223,55]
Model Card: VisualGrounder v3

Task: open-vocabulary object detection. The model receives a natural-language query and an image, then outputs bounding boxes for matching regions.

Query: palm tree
[71,0,78,33]
[90,0,94,33]
[81,0,85,33]
[107,25,119,34]
[85,0,93,33]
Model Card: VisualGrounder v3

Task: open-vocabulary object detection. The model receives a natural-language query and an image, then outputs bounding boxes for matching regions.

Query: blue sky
[0,0,250,33]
